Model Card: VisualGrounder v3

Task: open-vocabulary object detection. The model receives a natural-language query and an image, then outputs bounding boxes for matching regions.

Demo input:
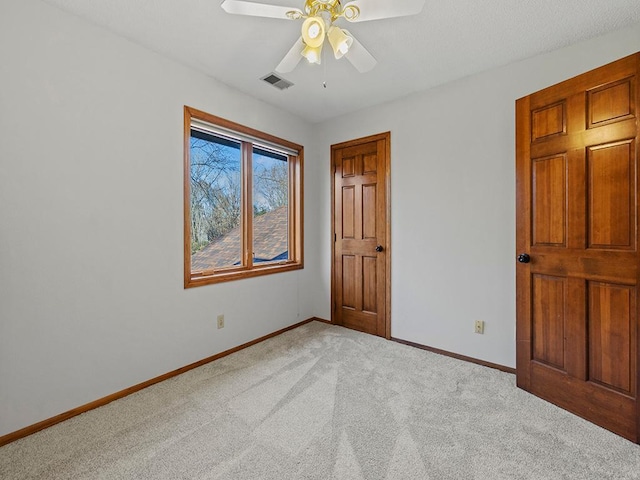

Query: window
[184,106,303,287]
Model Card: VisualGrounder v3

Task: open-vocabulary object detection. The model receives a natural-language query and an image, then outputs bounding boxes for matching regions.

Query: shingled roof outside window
[191,206,288,271]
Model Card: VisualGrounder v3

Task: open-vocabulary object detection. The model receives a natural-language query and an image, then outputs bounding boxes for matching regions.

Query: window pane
[184,108,303,288]
[190,130,242,270]
[252,147,289,264]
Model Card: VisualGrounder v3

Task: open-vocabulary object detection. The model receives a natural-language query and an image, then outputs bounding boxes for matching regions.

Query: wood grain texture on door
[332,133,391,338]
[516,53,640,442]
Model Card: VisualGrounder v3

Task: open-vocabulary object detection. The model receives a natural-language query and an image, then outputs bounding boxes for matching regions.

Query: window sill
[184,262,303,288]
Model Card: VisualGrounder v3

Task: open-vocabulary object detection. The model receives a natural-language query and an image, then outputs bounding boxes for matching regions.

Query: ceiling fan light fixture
[327,25,353,59]
[220,0,426,73]
[301,16,325,48]
[301,43,323,65]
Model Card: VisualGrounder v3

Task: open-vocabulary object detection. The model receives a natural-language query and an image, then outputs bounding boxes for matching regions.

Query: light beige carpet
[1,321,640,479]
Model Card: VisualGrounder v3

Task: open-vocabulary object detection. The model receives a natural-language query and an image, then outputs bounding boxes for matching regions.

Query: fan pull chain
[322,41,327,88]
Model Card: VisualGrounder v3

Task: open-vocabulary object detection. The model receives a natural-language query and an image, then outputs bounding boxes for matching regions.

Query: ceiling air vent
[261,73,294,90]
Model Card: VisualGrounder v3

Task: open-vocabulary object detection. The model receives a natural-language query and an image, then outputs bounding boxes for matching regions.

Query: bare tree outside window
[253,151,288,213]
[190,132,242,267]
[253,148,289,263]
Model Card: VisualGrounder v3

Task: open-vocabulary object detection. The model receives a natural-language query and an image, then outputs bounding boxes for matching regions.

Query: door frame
[330,132,392,339]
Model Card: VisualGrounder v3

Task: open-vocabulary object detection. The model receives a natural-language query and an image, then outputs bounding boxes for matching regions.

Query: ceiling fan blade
[221,0,302,20]
[343,32,377,73]
[275,37,305,73]
[343,0,425,22]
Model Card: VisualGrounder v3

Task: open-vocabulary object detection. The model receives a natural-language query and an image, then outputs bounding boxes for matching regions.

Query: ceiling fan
[221,0,425,74]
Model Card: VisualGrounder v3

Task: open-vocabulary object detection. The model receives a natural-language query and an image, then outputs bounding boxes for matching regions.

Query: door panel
[363,153,378,174]
[342,255,356,309]
[332,133,390,338]
[532,274,566,370]
[588,78,635,128]
[362,184,377,239]
[588,141,635,249]
[588,281,636,395]
[516,53,640,442]
[342,186,356,239]
[362,256,378,313]
[532,102,566,141]
[532,154,566,246]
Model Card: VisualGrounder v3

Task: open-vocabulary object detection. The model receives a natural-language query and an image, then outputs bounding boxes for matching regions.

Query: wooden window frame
[184,106,303,288]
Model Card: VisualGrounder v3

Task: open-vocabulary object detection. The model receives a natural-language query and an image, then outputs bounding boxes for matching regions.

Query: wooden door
[516,53,640,442]
[332,133,390,338]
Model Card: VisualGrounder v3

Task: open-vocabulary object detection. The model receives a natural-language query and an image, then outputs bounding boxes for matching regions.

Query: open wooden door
[516,53,640,442]
[332,133,391,338]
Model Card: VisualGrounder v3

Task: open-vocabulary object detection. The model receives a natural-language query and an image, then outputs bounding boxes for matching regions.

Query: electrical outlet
[474,320,484,334]
[217,314,225,329]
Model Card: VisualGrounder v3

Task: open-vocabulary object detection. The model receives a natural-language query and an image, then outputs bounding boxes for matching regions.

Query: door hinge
[334,233,337,242]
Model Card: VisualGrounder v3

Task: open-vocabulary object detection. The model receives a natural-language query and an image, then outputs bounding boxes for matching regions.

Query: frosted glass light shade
[301,17,325,48]
[302,43,323,64]
[327,25,353,59]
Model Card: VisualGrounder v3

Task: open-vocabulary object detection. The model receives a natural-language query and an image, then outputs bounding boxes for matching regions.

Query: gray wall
[315,24,640,368]
[0,0,321,437]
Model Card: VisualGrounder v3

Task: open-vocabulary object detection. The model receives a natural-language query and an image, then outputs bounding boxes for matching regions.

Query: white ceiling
[41,0,640,123]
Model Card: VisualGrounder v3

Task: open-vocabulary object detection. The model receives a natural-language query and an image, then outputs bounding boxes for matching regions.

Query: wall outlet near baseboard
[217,314,225,329]
[474,320,484,334]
